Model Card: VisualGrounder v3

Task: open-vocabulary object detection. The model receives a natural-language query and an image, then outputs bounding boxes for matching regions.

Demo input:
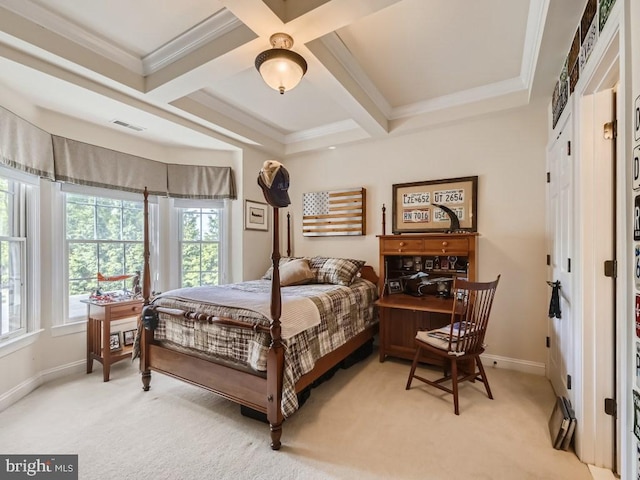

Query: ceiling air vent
[110,119,146,132]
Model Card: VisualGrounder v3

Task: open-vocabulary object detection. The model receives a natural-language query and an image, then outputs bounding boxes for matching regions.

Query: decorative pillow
[308,257,366,286]
[279,258,315,286]
[262,257,295,280]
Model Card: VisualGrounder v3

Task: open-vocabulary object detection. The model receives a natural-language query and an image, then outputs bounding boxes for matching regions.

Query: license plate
[433,189,464,204]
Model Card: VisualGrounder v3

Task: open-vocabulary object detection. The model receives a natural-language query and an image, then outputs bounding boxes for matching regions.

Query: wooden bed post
[141,187,152,391]
[286,211,291,257]
[267,207,285,450]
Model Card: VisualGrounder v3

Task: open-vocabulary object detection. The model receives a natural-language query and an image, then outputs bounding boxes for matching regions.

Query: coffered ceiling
[0,0,586,156]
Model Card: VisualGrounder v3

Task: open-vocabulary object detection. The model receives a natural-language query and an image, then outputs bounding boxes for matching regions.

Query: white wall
[285,100,550,369]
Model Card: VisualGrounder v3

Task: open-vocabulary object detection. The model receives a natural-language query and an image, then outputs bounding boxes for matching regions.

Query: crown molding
[390,77,527,120]
[142,9,242,75]
[285,119,360,144]
[190,90,286,143]
[1,0,143,74]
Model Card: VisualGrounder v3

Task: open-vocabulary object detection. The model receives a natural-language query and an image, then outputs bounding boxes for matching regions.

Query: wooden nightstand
[83,298,143,381]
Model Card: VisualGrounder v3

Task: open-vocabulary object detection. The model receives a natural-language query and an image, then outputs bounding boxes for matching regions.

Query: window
[0,170,38,342]
[178,204,224,287]
[65,192,144,319]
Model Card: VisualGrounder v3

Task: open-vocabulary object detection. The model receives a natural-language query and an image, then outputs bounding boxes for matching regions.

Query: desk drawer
[423,237,469,255]
[381,238,423,253]
[109,302,143,320]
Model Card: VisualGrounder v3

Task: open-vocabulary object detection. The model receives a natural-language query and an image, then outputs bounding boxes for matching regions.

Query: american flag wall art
[302,188,366,236]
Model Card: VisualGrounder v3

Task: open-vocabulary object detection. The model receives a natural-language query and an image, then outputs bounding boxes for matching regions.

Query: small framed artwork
[387,279,404,295]
[122,329,136,347]
[424,259,434,270]
[392,176,478,234]
[109,332,122,351]
[245,200,269,231]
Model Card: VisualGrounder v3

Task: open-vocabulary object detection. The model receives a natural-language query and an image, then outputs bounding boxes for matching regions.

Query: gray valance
[167,164,236,199]
[0,106,55,179]
[52,136,168,196]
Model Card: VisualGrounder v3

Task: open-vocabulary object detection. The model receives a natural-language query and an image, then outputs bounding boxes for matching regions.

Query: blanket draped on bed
[143,278,378,417]
[155,283,321,339]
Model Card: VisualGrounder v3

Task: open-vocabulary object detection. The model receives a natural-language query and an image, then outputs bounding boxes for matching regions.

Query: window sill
[0,329,45,359]
[51,320,87,337]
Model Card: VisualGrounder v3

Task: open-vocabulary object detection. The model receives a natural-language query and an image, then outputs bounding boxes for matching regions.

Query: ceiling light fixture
[255,33,307,95]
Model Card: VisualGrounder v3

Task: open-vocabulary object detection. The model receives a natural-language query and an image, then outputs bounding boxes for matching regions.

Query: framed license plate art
[392,176,477,234]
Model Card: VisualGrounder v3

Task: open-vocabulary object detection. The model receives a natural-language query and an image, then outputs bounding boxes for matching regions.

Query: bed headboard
[360,265,378,285]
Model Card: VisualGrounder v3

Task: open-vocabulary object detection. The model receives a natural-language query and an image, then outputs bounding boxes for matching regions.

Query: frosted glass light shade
[255,34,308,94]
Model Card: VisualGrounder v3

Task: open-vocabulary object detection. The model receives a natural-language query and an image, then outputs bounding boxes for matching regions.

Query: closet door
[546,117,574,400]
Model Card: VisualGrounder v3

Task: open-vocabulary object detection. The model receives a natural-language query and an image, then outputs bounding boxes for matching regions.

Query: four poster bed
[138,190,379,449]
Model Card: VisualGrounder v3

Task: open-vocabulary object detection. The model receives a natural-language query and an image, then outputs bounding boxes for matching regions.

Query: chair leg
[451,359,459,415]
[406,346,421,390]
[475,356,493,400]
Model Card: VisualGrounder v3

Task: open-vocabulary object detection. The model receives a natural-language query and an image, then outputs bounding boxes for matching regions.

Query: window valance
[167,164,236,199]
[52,136,168,196]
[51,137,237,199]
[1,106,238,199]
[0,106,55,179]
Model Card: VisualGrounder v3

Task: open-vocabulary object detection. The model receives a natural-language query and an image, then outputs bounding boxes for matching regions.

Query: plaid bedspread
[149,277,378,417]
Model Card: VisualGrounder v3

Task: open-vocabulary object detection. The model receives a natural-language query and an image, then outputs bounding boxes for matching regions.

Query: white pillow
[278,258,315,286]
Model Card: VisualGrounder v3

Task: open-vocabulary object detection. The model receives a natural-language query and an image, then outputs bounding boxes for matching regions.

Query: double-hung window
[64,189,144,321]
[0,168,38,342]
[176,200,226,287]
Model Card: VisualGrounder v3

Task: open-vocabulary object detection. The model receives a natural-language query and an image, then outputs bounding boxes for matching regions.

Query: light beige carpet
[0,351,592,480]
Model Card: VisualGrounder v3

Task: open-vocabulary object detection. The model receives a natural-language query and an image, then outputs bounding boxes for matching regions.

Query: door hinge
[604,397,617,417]
[567,258,571,273]
[546,254,551,266]
[604,260,617,278]
[604,120,617,140]
[567,374,572,390]
[546,336,550,348]
[567,141,571,155]
[546,172,550,183]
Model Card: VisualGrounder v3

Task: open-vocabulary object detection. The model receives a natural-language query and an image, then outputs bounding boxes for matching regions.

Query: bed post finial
[382,204,386,235]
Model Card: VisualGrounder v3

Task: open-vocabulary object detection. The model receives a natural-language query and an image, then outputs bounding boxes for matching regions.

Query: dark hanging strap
[547,281,561,319]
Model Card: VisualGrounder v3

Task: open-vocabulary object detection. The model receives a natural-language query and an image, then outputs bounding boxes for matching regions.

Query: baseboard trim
[481,353,546,376]
[0,360,85,413]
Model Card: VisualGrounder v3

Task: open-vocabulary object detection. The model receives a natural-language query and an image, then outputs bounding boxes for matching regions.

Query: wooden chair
[406,275,500,415]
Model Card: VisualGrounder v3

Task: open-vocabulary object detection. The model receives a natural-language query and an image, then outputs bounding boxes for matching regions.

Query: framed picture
[392,176,477,234]
[109,332,122,351]
[387,278,404,295]
[245,200,269,231]
[122,329,136,347]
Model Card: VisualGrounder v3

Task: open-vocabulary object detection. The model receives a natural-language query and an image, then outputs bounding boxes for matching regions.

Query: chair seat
[415,330,455,353]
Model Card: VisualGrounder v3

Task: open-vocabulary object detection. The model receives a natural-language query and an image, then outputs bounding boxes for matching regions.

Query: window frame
[57,184,156,324]
[0,166,40,346]
[173,198,228,289]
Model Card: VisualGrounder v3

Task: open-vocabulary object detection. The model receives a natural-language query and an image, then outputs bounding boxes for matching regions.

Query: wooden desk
[376,294,455,365]
[84,298,143,381]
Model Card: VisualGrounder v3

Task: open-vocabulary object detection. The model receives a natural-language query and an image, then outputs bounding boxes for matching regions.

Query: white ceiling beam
[305,37,388,137]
